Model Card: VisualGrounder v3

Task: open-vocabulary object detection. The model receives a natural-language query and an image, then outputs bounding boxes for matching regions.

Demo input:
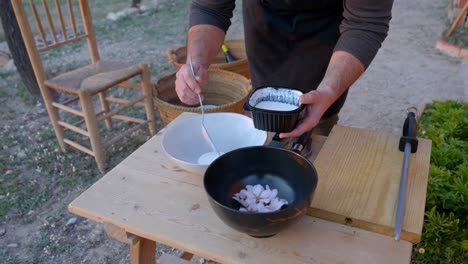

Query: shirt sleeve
[334,0,394,68]
[189,0,236,33]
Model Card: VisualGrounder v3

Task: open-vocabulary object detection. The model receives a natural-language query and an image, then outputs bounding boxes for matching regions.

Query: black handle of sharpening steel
[292,129,313,154]
[399,111,418,153]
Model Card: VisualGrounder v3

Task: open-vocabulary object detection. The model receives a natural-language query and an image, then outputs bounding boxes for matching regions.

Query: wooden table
[69,114,414,264]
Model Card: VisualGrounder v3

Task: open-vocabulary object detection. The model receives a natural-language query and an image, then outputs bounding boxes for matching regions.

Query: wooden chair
[11,0,157,173]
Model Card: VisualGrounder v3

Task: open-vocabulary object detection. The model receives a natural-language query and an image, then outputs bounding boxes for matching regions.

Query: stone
[139,0,160,12]
[0,228,6,236]
[17,150,27,158]
[0,54,9,67]
[106,7,138,21]
[66,217,77,226]
[89,225,104,243]
[106,12,119,21]
[7,243,18,248]
[461,59,468,102]
[3,60,16,72]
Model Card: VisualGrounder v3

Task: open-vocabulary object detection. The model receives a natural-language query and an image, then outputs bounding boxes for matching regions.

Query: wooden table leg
[103,223,156,264]
[130,237,156,264]
[178,251,194,260]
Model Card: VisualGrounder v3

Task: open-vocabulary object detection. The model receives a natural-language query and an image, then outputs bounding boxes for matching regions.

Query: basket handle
[154,72,179,99]
[152,82,160,97]
[166,49,178,65]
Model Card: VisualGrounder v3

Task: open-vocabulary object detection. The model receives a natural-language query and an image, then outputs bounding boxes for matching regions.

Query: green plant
[412,101,468,263]
[442,27,468,50]
[0,71,15,79]
[17,81,38,105]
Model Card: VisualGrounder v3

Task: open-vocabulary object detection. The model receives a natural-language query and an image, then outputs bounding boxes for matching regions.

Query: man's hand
[175,24,225,105]
[279,89,335,138]
[175,63,209,105]
[279,51,366,138]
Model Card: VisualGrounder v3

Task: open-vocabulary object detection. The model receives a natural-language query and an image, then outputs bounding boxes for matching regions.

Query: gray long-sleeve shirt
[189,0,393,116]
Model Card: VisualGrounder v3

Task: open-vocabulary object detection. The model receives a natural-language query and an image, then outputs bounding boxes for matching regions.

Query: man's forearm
[187,25,225,68]
[317,51,365,108]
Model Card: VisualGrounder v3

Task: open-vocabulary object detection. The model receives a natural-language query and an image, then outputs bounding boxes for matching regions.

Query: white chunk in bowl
[161,113,268,175]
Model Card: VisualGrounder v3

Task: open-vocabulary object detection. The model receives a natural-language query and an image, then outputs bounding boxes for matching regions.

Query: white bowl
[161,113,267,175]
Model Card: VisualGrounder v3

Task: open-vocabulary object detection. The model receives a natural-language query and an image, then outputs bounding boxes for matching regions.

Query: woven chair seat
[45,60,142,94]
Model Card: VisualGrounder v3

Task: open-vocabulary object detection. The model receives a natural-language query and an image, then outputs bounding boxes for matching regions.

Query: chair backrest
[11,0,100,84]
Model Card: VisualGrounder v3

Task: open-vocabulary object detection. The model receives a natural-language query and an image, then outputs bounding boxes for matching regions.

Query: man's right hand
[175,63,209,105]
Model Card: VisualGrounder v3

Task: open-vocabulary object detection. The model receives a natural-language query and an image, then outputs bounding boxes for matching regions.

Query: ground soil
[0,0,466,263]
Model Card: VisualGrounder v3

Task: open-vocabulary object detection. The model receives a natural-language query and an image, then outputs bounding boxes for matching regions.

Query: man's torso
[243,0,346,117]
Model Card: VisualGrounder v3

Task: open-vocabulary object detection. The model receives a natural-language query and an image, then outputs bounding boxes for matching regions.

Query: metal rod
[189,55,219,155]
[394,142,411,241]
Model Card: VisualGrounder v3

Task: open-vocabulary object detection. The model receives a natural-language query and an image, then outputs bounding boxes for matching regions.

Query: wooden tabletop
[69,115,413,264]
[309,125,431,243]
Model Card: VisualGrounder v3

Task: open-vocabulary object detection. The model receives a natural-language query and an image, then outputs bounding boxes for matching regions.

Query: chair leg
[98,91,112,129]
[139,65,157,136]
[80,92,106,173]
[42,86,67,152]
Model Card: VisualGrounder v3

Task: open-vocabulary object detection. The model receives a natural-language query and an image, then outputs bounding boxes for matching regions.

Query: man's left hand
[279,51,366,139]
[279,89,335,138]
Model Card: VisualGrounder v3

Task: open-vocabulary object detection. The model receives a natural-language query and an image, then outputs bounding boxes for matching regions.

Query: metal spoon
[189,55,220,155]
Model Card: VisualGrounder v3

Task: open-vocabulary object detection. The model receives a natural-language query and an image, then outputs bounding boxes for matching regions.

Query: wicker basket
[154,69,252,125]
[166,39,250,79]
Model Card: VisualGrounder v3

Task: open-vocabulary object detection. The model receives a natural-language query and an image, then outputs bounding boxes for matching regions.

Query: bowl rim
[161,113,268,168]
[155,69,252,113]
[244,86,306,114]
[203,146,318,216]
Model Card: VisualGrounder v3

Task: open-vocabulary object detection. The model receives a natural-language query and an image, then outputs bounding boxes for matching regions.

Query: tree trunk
[131,0,142,8]
[0,0,42,100]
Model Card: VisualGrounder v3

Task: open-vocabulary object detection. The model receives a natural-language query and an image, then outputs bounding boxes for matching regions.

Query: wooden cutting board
[308,125,432,243]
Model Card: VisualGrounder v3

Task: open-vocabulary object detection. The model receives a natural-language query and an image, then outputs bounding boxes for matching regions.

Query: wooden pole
[446,2,468,37]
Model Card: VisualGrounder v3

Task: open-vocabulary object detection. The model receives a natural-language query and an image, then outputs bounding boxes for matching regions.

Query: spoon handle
[189,55,219,155]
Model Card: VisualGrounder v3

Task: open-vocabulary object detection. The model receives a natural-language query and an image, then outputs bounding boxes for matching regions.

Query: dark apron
[242,0,347,117]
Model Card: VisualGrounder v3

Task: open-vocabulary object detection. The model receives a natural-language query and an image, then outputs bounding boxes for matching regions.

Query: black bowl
[204,146,318,237]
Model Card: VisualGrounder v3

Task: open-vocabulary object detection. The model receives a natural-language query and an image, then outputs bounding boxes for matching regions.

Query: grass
[0,181,51,218]
[0,97,148,219]
[0,71,15,79]
[17,82,38,106]
[0,126,60,218]
[442,26,468,50]
[0,111,149,262]
[411,101,468,263]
